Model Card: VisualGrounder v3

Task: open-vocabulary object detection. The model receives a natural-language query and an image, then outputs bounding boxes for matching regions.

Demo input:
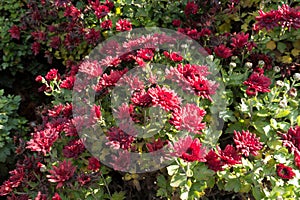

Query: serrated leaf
[193,164,215,181]
[224,178,241,192]
[111,191,126,200]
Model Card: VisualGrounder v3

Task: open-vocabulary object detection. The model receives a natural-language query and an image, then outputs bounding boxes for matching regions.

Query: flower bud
[206,55,214,62]
[258,60,265,67]
[273,66,281,73]
[279,99,287,108]
[288,87,297,97]
[293,73,300,81]
[244,62,253,68]
[275,80,284,87]
[231,56,238,60]
[229,62,236,68]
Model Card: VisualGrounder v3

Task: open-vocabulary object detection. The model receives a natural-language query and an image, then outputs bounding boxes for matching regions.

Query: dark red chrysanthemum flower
[79,60,103,77]
[62,139,85,158]
[116,19,132,32]
[131,90,152,107]
[164,51,183,62]
[47,160,76,189]
[31,42,41,56]
[0,167,24,196]
[50,36,61,49]
[243,72,271,94]
[246,86,258,97]
[85,28,100,45]
[214,44,233,59]
[181,138,207,162]
[184,1,199,16]
[52,193,62,200]
[95,68,128,92]
[281,126,300,153]
[146,138,167,152]
[276,163,295,180]
[26,128,59,156]
[35,191,47,200]
[106,127,135,150]
[88,157,101,171]
[77,173,91,186]
[172,19,181,27]
[170,103,206,134]
[8,25,20,40]
[218,145,241,165]
[60,76,75,89]
[137,48,154,61]
[234,130,263,157]
[64,5,81,19]
[45,69,60,81]
[294,152,300,169]
[254,10,281,31]
[231,32,249,49]
[205,149,224,171]
[101,19,112,29]
[147,85,181,112]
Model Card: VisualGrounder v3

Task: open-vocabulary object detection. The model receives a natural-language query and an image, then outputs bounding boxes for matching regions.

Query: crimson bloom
[47,160,76,189]
[281,126,300,153]
[233,130,263,157]
[137,48,154,61]
[8,25,20,40]
[218,145,241,165]
[88,157,101,171]
[214,44,233,59]
[45,69,60,81]
[294,152,300,169]
[170,103,206,134]
[243,71,271,95]
[181,138,207,162]
[62,139,86,158]
[147,85,181,112]
[26,127,59,156]
[185,2,198,16]
[52,193,62,200]
[172,19,181,27]
[205,149,224,171]
[116,19,132,32]
[276,163,295,180]
[101,19,112,29]
[106,127,135,150]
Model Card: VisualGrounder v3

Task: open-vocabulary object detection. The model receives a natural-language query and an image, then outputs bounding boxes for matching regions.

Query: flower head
[214,44,233,59]
[234,130,263,156]
[47,160,76,189]
[116,19,132,32]
[281,126,300,153]
[181,138,207,162]
[88,157,101,171]
[276,163,295,180]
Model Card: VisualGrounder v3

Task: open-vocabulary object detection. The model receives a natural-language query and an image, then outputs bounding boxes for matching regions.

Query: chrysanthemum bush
[1,0,300,199]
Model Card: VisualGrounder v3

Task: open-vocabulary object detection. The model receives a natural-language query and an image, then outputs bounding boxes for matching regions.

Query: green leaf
[274,109,290,118]
[170,173,187,187]
[297,115,300,126]
[167,165,179,176]
[111,191,126,200]
[193,164,215,181]
[224,178,241,193]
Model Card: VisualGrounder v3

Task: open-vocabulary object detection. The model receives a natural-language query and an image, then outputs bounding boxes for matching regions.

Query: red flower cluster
[87,157,101,171]
[116,19,132,32]
[166,63,218,101]
[243,68,271,96]
[184,2,199,16]
[214,44,233,59]
[106,126,135,150]
[234,130,263,157]
[63,139,86,158]
[148,86,181,112]
[163,51,183,62]
[281,125,300,153]
[170,103,206,134]
[8,25,20,40]
[0,167,24,196]
[181,138,207,162]
[205,145,241,171]
[47,160,77,189]
[276,163,296,180]
[254,4,300,31]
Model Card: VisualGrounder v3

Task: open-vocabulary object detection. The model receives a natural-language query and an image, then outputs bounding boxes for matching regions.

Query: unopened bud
[206,55,214,62]
[231,56,238,60]
[229,62,236,68]
[293,73,300,81]
[275,80,284,87]
[244,62,253,68]
[273,66,281,73]
[258,60,265,67]
[288,87,297,97]
[279,99,287,108]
